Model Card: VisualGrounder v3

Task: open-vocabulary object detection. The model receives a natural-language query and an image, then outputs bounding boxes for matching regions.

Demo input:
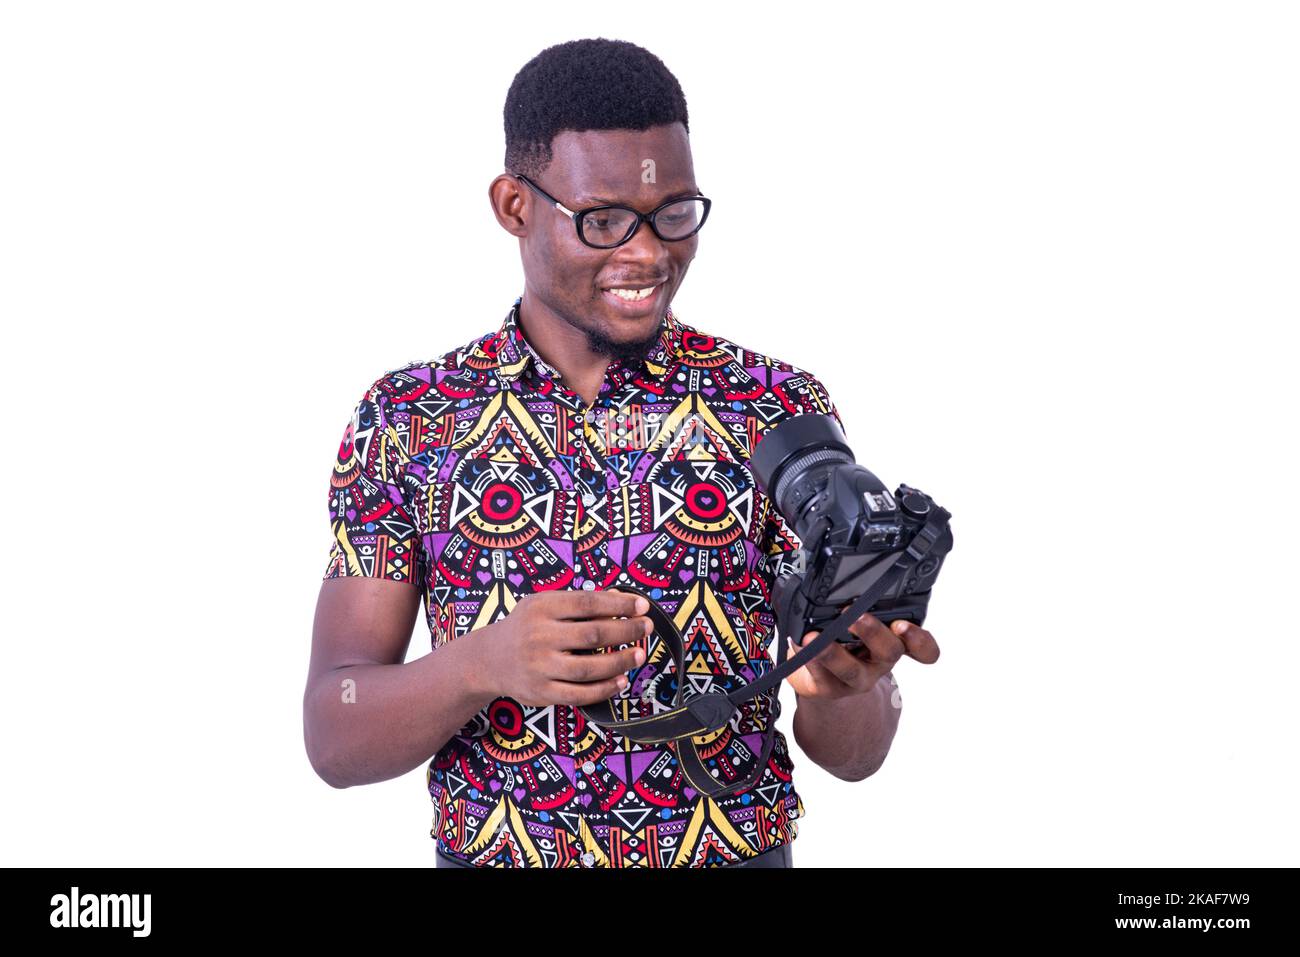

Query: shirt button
[581,580,596,591]
[582,760,596,774]
[581,852,596,868]
[581,492,597,507]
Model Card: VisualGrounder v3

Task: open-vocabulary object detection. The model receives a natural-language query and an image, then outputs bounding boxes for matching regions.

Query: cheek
[566,257,610,296]
[527,245,602,293]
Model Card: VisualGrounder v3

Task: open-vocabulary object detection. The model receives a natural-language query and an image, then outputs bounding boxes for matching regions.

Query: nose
[615,216,671,261]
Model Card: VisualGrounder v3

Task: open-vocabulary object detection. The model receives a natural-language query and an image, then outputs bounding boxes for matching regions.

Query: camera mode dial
[900,490,930,519]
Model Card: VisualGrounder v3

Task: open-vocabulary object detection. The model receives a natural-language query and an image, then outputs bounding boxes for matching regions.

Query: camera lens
[751,413,854,520]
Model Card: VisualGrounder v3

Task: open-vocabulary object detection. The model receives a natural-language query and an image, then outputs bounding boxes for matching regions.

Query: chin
[584,314,664,358]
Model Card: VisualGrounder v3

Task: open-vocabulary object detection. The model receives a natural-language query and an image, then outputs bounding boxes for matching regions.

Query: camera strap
[578,508,949,797]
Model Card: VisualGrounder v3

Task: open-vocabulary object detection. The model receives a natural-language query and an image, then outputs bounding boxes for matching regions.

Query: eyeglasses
[512,172,712,249]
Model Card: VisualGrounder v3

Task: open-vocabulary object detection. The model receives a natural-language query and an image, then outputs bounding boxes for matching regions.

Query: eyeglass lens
[582,199,706,246]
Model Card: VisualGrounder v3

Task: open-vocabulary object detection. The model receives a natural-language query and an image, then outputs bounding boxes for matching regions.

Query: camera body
[750,413,953,649]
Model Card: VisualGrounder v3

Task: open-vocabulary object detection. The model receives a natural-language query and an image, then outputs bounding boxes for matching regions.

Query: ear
[489,173,529,238]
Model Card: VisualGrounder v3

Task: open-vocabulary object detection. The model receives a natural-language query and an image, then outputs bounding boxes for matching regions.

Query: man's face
[512,122,700,362]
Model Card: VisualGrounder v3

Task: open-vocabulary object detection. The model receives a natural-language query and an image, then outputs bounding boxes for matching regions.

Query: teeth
[608,286,656,301]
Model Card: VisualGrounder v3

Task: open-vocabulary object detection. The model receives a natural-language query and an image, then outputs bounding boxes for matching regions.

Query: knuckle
[863,634,890,658]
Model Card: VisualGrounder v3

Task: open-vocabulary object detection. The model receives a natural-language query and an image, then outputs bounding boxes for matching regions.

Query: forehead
[547,123,695,202]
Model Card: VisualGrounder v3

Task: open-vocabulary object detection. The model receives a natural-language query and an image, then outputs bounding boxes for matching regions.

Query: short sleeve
[756,366,845,554]
[748,501,805,655]
[751,368,844,646]
[786,367,846,438]
[322,376,427,586]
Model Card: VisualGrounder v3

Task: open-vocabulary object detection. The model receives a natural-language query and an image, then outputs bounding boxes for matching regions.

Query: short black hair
[503,37,690,180]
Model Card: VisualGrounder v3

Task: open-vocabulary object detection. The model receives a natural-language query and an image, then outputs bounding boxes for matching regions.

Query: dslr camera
[576,411,953,797]
[750,413,953,660]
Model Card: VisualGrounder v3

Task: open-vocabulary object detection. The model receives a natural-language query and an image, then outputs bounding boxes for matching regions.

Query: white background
[2,1,1296,867]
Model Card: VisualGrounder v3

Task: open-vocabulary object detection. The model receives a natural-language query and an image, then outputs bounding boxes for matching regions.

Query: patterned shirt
[323,296,844,867]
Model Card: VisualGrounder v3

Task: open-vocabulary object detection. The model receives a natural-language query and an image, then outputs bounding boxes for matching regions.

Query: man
[304,37,940,868]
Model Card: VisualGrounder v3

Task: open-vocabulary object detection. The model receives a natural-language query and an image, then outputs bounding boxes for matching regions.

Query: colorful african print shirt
[323,296,844,867]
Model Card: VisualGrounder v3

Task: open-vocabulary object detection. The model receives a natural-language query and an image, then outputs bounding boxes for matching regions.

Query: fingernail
[617,677,628,690]
[635,597,649,613]
[643,619,654,636]
[634,648,645,665]
[893,620,910,634]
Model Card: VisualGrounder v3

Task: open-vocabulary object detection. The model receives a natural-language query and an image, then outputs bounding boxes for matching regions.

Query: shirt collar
[481,295,685,387]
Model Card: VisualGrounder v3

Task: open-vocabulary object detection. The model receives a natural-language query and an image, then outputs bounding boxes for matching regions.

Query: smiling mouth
[595,282,665,315]
[600,280,667,313]
[606,286,659,302]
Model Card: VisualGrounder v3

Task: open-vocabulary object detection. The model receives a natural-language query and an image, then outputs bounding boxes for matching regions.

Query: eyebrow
[574,187,703,206]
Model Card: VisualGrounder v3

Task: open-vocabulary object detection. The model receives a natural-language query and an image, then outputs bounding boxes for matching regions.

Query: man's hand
[784,609,940,700]
[480,589,654,707]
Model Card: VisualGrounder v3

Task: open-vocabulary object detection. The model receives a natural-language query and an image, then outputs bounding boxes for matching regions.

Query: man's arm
[792,672,900,782]
[303,577,496,788]
[782,612,935,782]
[303,581,652,789]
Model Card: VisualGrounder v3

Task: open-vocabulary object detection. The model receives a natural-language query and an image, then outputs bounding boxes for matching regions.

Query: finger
[551,588,651,621]
[786,633,857,697]
[783,660,822,699]
[783,651,833,698]
[832,606,892,648]
[556,616,654,652]
[807,638,878,690]
[782,631,824,698]
[791,632,873,691]
[847,614,907,669]
[892,620,941,664]
[545,675,632,707]
[789,625,856,668]
[553,643,647,683]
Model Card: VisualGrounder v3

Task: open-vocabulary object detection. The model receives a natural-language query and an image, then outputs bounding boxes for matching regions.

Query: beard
[582,315,665,366]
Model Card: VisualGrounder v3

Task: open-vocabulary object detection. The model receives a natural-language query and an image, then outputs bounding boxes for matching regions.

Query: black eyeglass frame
[512,172,712,249]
